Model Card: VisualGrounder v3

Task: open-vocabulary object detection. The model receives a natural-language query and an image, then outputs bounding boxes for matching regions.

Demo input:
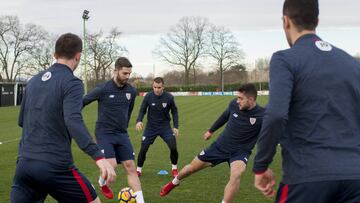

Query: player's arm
[204,107,230,140]
[18,90,26,127]
[170,96,179,136]
[63,79,105,160]
[253,52,293,197]
[82,85,102,107]
[127,90,137,126]
[135,93,149,131]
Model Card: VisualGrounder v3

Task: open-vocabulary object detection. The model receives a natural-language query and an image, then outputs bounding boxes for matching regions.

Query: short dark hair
[283,0,319,31]
[238,83,257,100]
[153,77,164,84]
[55,33,82,59]
[115,57,132,70]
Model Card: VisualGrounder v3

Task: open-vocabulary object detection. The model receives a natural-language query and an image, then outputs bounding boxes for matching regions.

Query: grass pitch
[0,96,281,203]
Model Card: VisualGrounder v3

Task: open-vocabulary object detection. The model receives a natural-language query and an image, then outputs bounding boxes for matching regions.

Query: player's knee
[123,161,136,172]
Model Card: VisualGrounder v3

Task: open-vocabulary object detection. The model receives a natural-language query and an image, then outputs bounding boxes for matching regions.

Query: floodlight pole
[82,10,90,94]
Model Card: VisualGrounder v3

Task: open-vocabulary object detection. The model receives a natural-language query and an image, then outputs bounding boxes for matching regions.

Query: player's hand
[254,168,276,198]
[135,122,143,131]
[173,128,179,137]
[96,158,117,184]
[203,131,213,140]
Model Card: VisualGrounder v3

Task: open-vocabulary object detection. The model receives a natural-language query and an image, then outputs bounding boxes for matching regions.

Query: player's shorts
[275,180,360,203]
[11,159,97,203]
[197,142,250,166]
[96,132,135,163]
[141,127,176,145]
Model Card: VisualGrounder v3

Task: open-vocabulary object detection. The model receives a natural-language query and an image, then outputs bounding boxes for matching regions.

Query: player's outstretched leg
[222,161,246,203]
[160,157,211,196]
[122,160,145,203]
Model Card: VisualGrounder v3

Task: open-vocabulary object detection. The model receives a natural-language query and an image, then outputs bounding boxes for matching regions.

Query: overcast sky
[1,0,359,77]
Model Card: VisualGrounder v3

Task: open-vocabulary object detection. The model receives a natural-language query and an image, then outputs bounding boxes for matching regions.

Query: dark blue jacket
[83,80,136,135]
[18,63,104,168]
[253,34,360,184]
[136,91,178,130]
[209,99,265,153]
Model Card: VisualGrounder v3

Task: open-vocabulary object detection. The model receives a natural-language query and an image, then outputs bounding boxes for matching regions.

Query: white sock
[172,164,177,170]
[137,167,142,172]
[172,177,180,185]
[134,191,145,203]
[98,176,106,187]
[221,201,226,203]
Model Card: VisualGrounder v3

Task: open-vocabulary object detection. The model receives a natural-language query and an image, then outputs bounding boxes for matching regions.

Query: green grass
[0,96,282,203]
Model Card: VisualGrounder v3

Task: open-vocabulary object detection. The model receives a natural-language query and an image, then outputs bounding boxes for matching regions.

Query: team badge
[315,40,332,51]
[41,71,52,81]
[162,103,167,108]
[126,93,131,100]
[233,113,238,118]
[250,117,256,125]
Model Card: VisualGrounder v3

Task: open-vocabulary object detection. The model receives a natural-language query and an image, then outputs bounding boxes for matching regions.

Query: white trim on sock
[134,191,145,203]
[172,164,177,170]
[137,167,142,172]
[172,177,180,185]
[98,176,106,187]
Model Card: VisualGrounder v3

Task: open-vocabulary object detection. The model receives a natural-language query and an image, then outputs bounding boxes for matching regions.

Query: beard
[115,75,128,86]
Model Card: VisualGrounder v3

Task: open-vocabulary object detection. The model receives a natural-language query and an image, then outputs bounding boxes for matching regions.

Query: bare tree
[20,33,57,77]
[85,28,127,85]
[208,25,244,91]
[0,16,47,82]
[154,16,209,85]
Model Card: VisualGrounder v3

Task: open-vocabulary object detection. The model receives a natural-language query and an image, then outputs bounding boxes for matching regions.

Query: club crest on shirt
[315,40,332,51]
[126,93,131,100]
[41,71,52,81]
[162,103,167,108]
[250,117,256,125]
[233,113,238,118]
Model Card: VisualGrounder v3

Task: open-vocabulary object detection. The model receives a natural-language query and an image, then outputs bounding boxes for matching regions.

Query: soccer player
[135,77,179,177]
[83,57,145,203]
[10,33,116,203]
[160,84,265,203]
[253,0,360,202]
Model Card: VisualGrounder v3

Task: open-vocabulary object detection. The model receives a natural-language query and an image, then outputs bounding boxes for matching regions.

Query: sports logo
[250,117,256,125]
[126,93,131,100]
[151,103,156,106]
[142,136,146,141]
[199,150,205,156]
[233,113,238,118]
[41,71,52,81]
[109,94,115,98]
[162,103,167,108]
[315,40,332,51]
[101,149,105,153]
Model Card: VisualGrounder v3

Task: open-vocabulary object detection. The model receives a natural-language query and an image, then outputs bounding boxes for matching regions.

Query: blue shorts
[11,159,97,203]
[142,127,176,145]
[197,142,250,166]
[276,180,360,203]
[96,132,135,163]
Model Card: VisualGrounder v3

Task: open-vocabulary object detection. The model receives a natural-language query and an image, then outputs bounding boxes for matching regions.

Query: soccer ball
[117,187,137,203]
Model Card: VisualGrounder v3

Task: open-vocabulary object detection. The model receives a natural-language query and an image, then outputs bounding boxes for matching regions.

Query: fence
[0,82,26,107]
